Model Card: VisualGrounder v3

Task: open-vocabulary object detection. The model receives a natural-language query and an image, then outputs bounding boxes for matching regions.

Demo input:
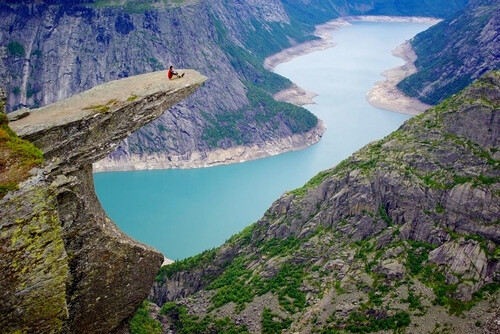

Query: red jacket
[167,69,173,79]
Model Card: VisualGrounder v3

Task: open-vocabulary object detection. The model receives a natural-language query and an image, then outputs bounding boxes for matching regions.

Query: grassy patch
[289,169,335,197]
[0,108,44,198]
[155,248,217,282]
[7,41,25,57]
[257,237,301,257]
[129,301,162,334]
[323,310,411,333]
[205,249,307,313]
[261,308,292,334]
[83,99,119,113]
[254,263,307,313]
[405,241,435,276]
[344,310,411,333]
[160,303,249,333]
[401,290,424,312]
[420,263,500,314]
[84,104,110,113]
[208,257,254,308]
[201,83,318,148]
[378,205,393,226]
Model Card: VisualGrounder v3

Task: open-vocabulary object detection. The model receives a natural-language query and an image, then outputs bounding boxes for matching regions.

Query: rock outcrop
[1,70,206,333]
[150,72,499,333]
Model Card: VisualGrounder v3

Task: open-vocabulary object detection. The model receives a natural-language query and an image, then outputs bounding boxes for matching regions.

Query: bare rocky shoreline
[95,15,438,172]
[93,120,326,172]
[265,15,440,115]
[365,41,433,115]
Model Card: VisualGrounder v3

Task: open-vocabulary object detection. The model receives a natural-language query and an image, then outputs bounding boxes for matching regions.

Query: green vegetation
[129,301,162,334]
[343,310,411,333]
[211,13,307,94]
[206,253,307,313]
[225,223,255,247]
[0,99,44,198]
[397,1,493,105]
[421,264,500,314]
[127,94,138,101]
[208,257,254,308]
[155,248,217,282]
[243,18,316,60]
[200,14,319,148]
[201,110,245,148]
[221,42,293,94]
[255,263,307,313]
[261,308,292,334]
[247,84,317,132]
[92,0,190,11]
[401,290,424,312]
[378,205,393,226]
[160,303,249,333]
[202,84,317,148]
[31,49,42,57]
[353,239,375,262]
[256,237,301,257]
[7,41,25,57]
[405,241,435,275]
[85,104,110,113]
[321,310,411,333]
[289,169,336,197]
[83,99,121,113]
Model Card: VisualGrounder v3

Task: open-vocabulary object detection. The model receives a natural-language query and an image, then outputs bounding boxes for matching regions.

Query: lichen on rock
[1,70,206,333]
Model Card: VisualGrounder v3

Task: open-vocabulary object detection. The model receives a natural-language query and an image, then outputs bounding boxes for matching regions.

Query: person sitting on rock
[167,65,184,80]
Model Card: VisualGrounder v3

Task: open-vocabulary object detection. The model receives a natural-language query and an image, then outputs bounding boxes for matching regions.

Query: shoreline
[93,120,326,172]
[266,15,440,114]
[95,15,439,172]
[366,41,433,115]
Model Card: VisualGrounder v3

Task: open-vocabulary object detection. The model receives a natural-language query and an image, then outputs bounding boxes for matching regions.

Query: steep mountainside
[280,0,468,24]
[0,0,468,170]
[150,72,500,333]
[398,0,500,105]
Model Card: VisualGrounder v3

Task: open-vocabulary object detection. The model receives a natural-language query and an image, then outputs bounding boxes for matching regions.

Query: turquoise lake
[94,21,431,260]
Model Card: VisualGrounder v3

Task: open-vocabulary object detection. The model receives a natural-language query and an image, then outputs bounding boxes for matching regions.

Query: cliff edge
[0,70,207,333]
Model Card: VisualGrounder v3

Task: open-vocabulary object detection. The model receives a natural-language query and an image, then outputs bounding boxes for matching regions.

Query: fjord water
[94,21,431,260]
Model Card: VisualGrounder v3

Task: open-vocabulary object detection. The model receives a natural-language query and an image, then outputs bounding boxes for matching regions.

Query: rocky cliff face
[0,0,467,171]
[150,72,499,333]
[398,0,500,105]
[0,70,206,333]
[0,0,322,171]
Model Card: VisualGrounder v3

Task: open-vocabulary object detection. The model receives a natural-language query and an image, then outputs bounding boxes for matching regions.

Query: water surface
[95,21,431,260]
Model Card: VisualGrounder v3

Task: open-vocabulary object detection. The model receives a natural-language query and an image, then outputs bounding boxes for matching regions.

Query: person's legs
[172,73,184,79]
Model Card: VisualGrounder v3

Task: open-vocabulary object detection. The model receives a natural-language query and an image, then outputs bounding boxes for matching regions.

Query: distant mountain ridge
[398,0,500,104]
[0,0,468,170]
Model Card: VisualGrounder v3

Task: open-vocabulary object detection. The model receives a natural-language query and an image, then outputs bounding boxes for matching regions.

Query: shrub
[7,41,25,57]
[129,301,162,334]
[261,308,292,334]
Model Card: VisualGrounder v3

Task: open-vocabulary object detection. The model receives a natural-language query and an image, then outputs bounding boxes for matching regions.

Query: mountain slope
[398,0,500,105]
[0,0,468,170]
[150,71,500,333]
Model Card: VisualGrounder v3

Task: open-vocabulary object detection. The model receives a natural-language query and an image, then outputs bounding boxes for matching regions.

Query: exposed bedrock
[1,70,206,333]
